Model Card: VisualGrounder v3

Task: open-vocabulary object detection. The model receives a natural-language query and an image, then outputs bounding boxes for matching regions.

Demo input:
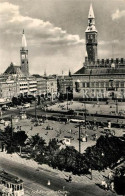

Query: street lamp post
[11,115,13,137]
[89,152,93,180]
[51,88,53,102]
[10,115,13,153]
[90,167,93,180]
[35,98,37,119]
[66,88,68,110]
[116,97,118,114]
[77,123,84,154]
[79,125,81,154]
[84,103,87,129]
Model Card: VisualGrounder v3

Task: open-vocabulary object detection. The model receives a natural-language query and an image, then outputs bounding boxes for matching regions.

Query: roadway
[2,105,125,127]
[0,156,115,196]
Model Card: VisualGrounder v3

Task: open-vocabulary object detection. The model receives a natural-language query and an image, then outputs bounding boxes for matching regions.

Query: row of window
[82,89,125,93]
[29,83,37,85]
[20,83,37,86]
[81,81,125,88]
[30,87,37,89]
[20,88,28,90]
[20,84,28,86]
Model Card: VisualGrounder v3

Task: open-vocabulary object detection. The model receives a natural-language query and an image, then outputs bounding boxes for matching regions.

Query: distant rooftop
[4,62,23,75]
[74,58,125,75]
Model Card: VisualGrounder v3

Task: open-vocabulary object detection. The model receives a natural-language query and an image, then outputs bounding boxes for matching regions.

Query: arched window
[75,80,80,92]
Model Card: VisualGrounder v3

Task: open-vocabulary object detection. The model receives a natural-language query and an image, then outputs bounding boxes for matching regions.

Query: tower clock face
[88,34,92,39]
[22,54,25,59]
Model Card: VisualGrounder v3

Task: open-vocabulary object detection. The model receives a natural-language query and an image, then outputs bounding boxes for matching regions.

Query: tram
[70,119,85,123]
[0,170,24,196]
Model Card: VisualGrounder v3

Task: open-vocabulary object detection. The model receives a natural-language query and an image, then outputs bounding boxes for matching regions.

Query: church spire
[69,69,71,77]
[22,29,27,48]
[88,4,95,19]
[44,69,47,77]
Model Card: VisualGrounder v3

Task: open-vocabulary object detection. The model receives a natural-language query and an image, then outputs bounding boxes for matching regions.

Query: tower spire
[85,4,98,63]
[22,29,27,48]
[20,30,29,76]
[88,4,95,19]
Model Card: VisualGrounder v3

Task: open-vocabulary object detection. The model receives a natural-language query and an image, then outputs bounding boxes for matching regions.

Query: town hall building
[73,4,125,102]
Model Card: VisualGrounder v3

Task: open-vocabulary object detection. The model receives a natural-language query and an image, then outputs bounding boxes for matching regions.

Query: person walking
[110,181,114,191]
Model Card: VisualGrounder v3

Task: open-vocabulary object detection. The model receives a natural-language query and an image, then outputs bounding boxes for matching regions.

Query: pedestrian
[47,180,51,186]
[108,172,112,180]
[101,180,108,190]
[69,175,72,182]
[110,182,114,191]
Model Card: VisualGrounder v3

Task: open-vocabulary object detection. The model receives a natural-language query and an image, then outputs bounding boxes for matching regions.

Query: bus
[0,170,24,196]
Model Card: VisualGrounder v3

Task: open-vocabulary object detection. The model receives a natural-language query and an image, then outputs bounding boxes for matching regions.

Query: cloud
[0,2,84,47]
[112,9,125,20]
[99,40,119,45]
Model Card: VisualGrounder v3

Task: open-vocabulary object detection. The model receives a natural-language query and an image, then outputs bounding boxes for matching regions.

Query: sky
[0,0,125,75]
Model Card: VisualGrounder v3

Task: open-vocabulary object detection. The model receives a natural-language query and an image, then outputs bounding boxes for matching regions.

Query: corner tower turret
[85,4,98,63]
[20,30,29,76]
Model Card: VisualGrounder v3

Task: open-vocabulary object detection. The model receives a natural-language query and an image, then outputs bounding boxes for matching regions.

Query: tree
[48,138,60,152]
[12,97,22,106]
[27,134,46,159]
[12,131,28,155]
[0,126,28,154]
[13,131,28,147]
[84,135,125,170]
[1,126,14,153]
[30,134,46,149]
[73,153,89,175]
[53,146,79,172]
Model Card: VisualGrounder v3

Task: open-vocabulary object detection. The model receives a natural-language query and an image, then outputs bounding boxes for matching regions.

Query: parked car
[110,111,116,115]
[17,105,23,109]
[1,105,8,111]
[0,119,5,124]
[23,103,30,108]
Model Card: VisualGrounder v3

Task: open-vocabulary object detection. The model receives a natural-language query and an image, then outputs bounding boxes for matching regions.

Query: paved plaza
[1,116,124,153]
[48,101,125,115]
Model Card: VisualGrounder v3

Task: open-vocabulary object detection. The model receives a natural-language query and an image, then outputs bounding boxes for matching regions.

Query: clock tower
[85,4,98,63]
[20,30,29,76]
